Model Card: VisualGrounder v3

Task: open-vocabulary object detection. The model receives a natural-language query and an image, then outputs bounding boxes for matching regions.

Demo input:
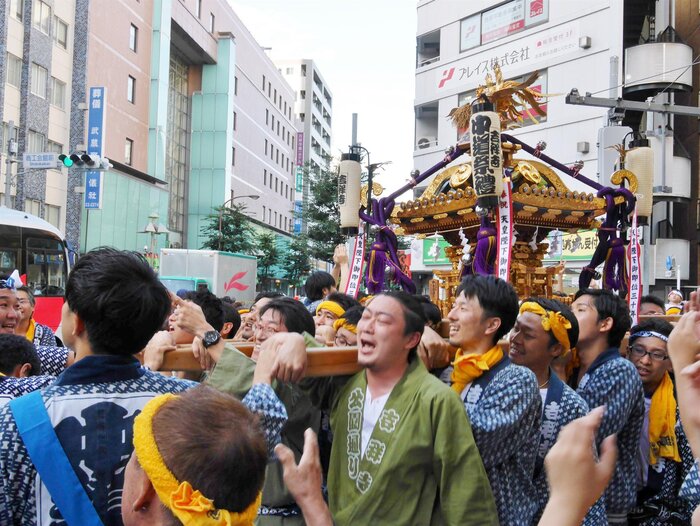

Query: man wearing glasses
[626,319,696,524]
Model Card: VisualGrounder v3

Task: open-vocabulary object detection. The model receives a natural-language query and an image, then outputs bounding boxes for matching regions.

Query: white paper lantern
[338,157,362,233]
[470,101,503,210]
[626,140,654,219]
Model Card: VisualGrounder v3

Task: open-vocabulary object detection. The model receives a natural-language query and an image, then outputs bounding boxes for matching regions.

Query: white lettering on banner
[436,20,578,91]
[628,208,642,326]
[345,222,366,298]
[495,180,513,281]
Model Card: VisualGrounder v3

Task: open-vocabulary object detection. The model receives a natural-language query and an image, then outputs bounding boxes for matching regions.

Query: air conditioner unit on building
[417,137,437,150]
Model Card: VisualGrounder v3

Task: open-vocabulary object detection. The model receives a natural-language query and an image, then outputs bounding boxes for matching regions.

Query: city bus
[0,207,71,330]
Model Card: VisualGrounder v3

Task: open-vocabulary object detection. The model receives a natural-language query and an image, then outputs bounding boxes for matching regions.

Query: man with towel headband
[626,318,696,524]
[509,297,606,524]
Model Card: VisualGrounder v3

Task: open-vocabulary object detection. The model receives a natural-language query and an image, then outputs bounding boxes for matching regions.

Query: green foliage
[283,233,312,286]
[200,203,256,254]
[306,163,345,261]
[256,231,279,285]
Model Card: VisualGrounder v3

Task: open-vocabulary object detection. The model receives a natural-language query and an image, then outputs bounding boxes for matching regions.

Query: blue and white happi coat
[35,345,70,377]
[0,375,55,406]
[32,323,58,347]
[533,371,607,525]
[629,409,696,525]
[0,354,287,526]
[460,357,542,526]
[576,348,645,518]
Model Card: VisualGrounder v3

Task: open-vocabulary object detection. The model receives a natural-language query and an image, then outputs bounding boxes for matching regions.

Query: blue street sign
[85,87,106,209]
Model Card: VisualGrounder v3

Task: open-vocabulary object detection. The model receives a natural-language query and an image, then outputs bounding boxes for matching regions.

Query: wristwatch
[202,330,221,348]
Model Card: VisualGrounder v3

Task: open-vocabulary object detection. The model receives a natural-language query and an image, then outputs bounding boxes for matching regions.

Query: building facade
[277,58,333,233]
[413,0,699,293]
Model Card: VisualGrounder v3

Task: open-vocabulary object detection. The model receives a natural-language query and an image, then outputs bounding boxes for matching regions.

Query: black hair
[260,297,315,337]
[630,317,674,342]
[640,295,666,312]
[0,334,41,375]
[303,271,336,302]
[220,302,242,337]
[65,247,171,356]
[574,288,631,347]
[522,297,579,350]
[182,290,224,332]
[324,292,361,312]
[415,295,442,327]
[341,305,364,326]
[379,291,426,360]
[456,275,519,344]
[254,291,284,303]
[16,286,35,307]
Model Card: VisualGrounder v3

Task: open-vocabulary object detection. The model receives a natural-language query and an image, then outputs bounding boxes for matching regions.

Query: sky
[228,0,417,195]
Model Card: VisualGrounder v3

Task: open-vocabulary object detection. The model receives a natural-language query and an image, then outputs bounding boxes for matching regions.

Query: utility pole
[4,120,17,208]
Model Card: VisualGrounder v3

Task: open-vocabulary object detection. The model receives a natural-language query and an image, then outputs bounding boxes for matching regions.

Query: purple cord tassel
[472,217,497,275]
[603,237,628,295]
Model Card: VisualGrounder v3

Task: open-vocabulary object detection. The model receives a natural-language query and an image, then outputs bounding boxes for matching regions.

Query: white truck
[158,249,257,303]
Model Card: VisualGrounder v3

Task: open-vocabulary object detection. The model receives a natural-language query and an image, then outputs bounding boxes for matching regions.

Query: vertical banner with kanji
[628,208,642,326]
[345,222,366,298]
[85,87,106,210]
[495,180,513,281]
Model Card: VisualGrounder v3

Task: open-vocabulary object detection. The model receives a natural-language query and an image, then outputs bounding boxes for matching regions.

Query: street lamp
[139,212,169,268]
[218,193,260,250]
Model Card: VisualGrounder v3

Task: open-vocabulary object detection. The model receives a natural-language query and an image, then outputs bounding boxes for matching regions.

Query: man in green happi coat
[270,291,498,525]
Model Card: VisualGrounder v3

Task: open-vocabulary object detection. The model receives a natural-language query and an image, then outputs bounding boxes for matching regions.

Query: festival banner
[345,222,366,298]
[495,180,514,281]
[628,208,642,326]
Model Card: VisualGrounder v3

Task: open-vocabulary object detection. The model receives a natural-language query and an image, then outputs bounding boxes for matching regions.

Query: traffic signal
[58,152,112,170]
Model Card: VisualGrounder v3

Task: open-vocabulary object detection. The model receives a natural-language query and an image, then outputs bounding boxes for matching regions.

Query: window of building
[27,129,45,152]
[286,67,293,74]
[263,205,266,221]
[25,199,41,216]
[271,115,275,130]
[268,209,271,223]
[299,113,305,123]
[265,139,268,155]
[32,0,51,34]
[195,0,201,18]
[45,204,60,229]
[12,0,24,21]
[233,111,237,130]
[47,140,62,154]
[274,211,277,226]
[262,75,266,91]
[127,75,135,103]
[234,76,238,95]
[50,77,66,109]
[129,24,138,52]
[276,150,279,164]
[268,84,271,97]
[275,177,278,193]
[209,13,215,33]
[231,146,236,166]
[274,89,277,104]
[301,64,306,76]
[264,170,267,186]
[125,138,133,165]
[53,16,68,49]
[277,122,280,135]
[30,63,47,98]
[6,53,22,88]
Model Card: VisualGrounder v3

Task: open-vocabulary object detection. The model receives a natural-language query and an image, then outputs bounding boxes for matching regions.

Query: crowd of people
[0,247,700,525]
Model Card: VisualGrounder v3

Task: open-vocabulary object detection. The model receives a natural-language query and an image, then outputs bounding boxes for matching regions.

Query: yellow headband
[133,394,262,526]
[238,309,250,315]
[519,301,572,352]
[333,317,357,334]
[316,300,345,318]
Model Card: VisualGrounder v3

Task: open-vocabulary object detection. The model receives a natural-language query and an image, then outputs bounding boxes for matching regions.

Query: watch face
[203,330,220,347]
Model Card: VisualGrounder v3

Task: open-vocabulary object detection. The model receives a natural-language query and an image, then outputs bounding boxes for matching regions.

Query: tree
[283,233,312,287]
[256,231,279,288]
[200,203,256,254]
[306,163,345,261]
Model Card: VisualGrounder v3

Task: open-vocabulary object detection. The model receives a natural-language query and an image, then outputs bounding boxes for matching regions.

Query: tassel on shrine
[472,217,497,275]
[602,237,628,295]
[366,241,387,294]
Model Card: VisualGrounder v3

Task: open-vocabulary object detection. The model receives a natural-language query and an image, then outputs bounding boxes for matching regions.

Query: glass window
[25,199,41,216]
[27,130,45,152]
[32,0,51,34]
[47,140,62,154]
[53,16,68,49]
[231,146,235,166]
[195,0,201,18]
[6,53,22,88]
[51,77,66,109]
[12,0,24,21]
[209,13,215,32]
[129,24,138,52]
[45,204,60,229]
[459,14,481,52]
[26,237,66,297]
[233,111,237,130]
[31,62,47,98]
[127,75,135,103]
[234,76,238,95]
[125,138,133,165]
